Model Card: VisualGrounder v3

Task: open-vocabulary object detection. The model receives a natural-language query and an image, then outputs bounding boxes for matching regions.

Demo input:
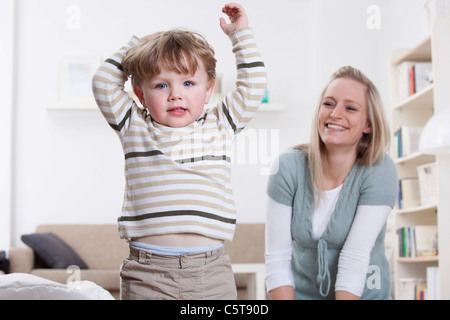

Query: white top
[312,185,342,238]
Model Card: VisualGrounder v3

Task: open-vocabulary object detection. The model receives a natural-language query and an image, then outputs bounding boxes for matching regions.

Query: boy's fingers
[219,17,227,28]
[222,3,242,15]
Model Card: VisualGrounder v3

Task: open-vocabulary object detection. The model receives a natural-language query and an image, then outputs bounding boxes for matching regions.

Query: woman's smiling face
[318,78,372,152]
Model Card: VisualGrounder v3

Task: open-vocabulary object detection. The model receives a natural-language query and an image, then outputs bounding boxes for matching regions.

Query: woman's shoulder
[268,148,307,180]
[279,147,307,164]
[371,153,397,175]
[272,148,307,173]
[356,153,399,207]
[356,153,398,190]
[267,148,307,205]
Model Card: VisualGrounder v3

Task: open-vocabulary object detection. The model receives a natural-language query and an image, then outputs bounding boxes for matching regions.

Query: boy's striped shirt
[92,28,266,241]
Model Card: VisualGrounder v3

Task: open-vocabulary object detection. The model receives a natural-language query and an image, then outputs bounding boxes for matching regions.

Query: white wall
[0,0,15,250]
[5,0,430,246]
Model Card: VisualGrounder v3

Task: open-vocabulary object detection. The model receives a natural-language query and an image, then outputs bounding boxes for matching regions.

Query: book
[408,62,433,96]
[401,126,423,157]
[397,225,438,258]
[398,177,421,209]
[393,126,423,159]
[426,266,439,300]
[416,282,427,300]
[393,61,432,103]
[393,128,402,158]
[413,62,433,94]
[415,225,438,257]
[417,162,438,206]
[393,62,413,103]
[409,64,415,96]
[397,278,426,300]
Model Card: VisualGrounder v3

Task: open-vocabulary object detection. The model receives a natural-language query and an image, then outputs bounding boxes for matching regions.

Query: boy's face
[135,59,214,128]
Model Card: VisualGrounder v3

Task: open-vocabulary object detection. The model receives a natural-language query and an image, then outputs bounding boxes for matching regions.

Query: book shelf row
[397,162,437,210]
[398,266,439,300]
[391,61,433,106]
[397,225,438,258]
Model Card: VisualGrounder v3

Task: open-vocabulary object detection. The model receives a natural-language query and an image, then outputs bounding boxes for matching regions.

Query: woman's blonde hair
[295,66,390,193]
[123,29,217,88]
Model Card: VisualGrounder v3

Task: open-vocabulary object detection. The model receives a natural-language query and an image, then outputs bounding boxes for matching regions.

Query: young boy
[92,3,266,300]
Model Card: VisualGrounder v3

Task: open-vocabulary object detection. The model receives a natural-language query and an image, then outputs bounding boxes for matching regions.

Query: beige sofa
[9,224,128,299]
[9,223,265,300]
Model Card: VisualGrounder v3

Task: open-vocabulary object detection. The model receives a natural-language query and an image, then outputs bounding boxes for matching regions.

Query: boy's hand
[220,3,248,35]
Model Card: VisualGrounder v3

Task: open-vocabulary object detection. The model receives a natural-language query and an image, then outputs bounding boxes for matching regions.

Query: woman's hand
[219,3,248,35]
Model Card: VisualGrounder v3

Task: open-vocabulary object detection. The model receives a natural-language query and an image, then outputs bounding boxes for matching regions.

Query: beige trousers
[120,245,237,300]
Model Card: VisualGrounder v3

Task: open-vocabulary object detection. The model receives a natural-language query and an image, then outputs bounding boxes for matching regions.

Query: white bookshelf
[389,17,450,300]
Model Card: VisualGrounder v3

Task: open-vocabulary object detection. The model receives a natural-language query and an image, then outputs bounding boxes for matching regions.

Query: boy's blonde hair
[123,29,217,88]
[296,66,390,195]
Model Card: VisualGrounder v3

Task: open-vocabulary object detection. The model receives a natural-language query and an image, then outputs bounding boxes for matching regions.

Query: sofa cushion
[35,225,128,269]
[224,223,265,263]
[21,233,88,269]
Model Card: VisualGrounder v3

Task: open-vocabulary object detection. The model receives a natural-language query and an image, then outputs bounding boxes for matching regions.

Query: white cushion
[0,273,114,300]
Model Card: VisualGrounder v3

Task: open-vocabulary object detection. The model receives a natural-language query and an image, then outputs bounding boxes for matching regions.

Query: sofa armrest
[8,247,34,273]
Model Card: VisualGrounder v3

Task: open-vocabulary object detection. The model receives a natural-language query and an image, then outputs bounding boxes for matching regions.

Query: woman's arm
[269,286,295,300]
[265,196,295,300]
[335,291,360,300]
[335,205,392,299]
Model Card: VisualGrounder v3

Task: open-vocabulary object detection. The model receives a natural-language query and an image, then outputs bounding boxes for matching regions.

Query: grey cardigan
[267,149,398,299]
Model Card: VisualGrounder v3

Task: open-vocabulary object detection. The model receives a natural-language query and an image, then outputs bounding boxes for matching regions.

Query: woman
[265,66,398,300]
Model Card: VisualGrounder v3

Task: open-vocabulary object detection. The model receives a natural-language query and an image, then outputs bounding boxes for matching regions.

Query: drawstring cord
[317,239,331,297]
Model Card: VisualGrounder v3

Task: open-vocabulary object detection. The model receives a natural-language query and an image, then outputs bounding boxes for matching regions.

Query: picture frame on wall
[49,56,101,110]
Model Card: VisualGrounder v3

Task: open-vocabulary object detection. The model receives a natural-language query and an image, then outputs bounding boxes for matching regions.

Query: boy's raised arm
[92,37,140,134]
[218,3,267,133]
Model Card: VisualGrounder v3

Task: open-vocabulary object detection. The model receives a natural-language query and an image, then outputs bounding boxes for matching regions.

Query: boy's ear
[204,80,215,104]
[133,86,145,106]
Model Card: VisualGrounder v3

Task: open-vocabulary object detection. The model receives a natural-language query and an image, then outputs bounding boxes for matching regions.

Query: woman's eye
[323,102,334,107]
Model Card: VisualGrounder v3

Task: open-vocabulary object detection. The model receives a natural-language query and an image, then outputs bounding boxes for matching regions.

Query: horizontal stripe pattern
[92,28,266,241]
[118,210,236,224]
